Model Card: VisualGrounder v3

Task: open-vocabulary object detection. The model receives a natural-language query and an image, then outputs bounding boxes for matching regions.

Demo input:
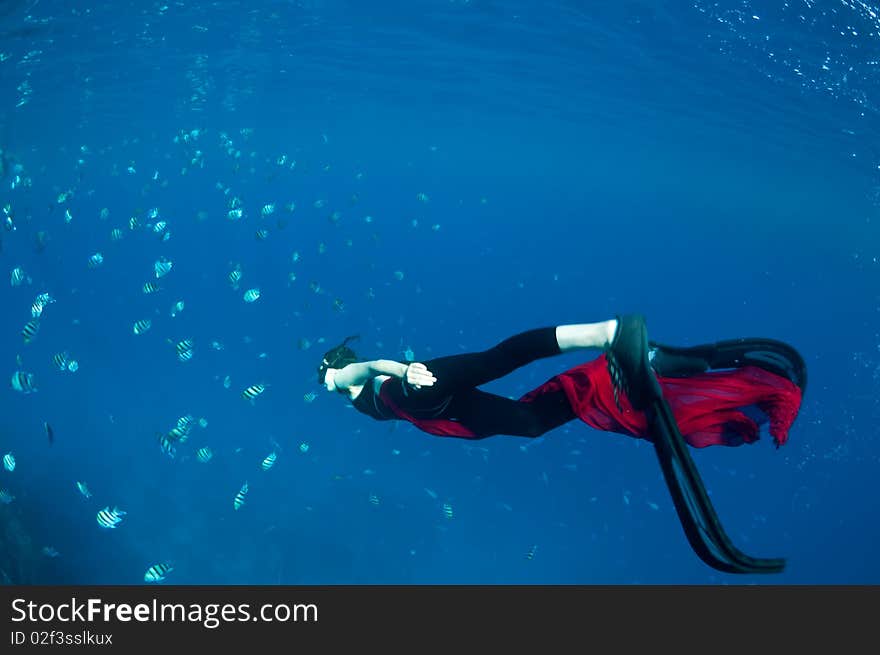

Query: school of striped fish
[0,124,663,583]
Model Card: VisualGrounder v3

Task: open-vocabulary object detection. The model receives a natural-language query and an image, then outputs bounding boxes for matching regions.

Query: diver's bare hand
[405,362,437,389]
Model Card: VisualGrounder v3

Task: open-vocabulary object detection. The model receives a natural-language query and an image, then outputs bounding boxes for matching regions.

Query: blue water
[0,0,878,585]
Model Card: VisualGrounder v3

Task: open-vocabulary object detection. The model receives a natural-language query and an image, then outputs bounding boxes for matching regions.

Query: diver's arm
[369,359,410,378]
[375,360,437,390]
[333,360,408,391]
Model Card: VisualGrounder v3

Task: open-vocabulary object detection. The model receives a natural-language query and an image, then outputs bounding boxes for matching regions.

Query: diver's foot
[605,314,656,411]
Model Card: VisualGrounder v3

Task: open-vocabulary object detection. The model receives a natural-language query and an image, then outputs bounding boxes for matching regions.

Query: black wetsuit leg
[388,327,573,436]
[446,388,576,438]
[409,327,561,403]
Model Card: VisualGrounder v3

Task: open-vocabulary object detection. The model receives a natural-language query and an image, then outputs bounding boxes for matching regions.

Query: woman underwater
[317,315,805,449]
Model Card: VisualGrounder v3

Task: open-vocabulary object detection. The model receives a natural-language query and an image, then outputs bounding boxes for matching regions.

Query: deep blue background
[0,0,877,584]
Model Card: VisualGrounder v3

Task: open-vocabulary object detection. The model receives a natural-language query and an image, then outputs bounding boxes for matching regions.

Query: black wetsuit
[351,327,576,438]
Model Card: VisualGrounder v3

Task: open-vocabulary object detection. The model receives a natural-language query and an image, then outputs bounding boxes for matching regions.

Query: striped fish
[176,415,195,432]
[76,481,92,499]
[96,506,126,529]
[2,453,15,472]
[228,266,242,289]
[52,351,69,370]
[154,257,173,278]
[10,371,36,393]
[111,228,124,241]
[133,319,151,335]
[196,447,213,463]
[0,490,14,504]
[144,563,173,583]
[87,253,104,268]
[10,266,27,287]
[166,426,189,443]
[233,482,248,510]
[442,503,454,520]
[143,281,160,294]
[31,292,53,317]
[261,452,277,471]
[243,288,260,303]
[21,318,40,343]
[241,383,266,402]
[175,339,194,362]
[157,432,177,458]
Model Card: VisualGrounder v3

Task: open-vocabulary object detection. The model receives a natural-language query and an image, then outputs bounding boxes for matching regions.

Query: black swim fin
[630,338,806,574]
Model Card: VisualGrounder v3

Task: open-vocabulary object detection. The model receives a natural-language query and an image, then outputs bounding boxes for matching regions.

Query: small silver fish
[76,481,92,499]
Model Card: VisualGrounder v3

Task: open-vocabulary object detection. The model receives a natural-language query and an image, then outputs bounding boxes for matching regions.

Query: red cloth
[378,354,803,448]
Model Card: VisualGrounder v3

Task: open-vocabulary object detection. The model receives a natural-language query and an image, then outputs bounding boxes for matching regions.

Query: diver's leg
[447,388,576,438]
[422,321,618,397]
[420,327,557,396]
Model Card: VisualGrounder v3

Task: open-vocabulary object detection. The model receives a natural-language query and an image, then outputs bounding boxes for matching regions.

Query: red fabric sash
[378,354,803,448]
